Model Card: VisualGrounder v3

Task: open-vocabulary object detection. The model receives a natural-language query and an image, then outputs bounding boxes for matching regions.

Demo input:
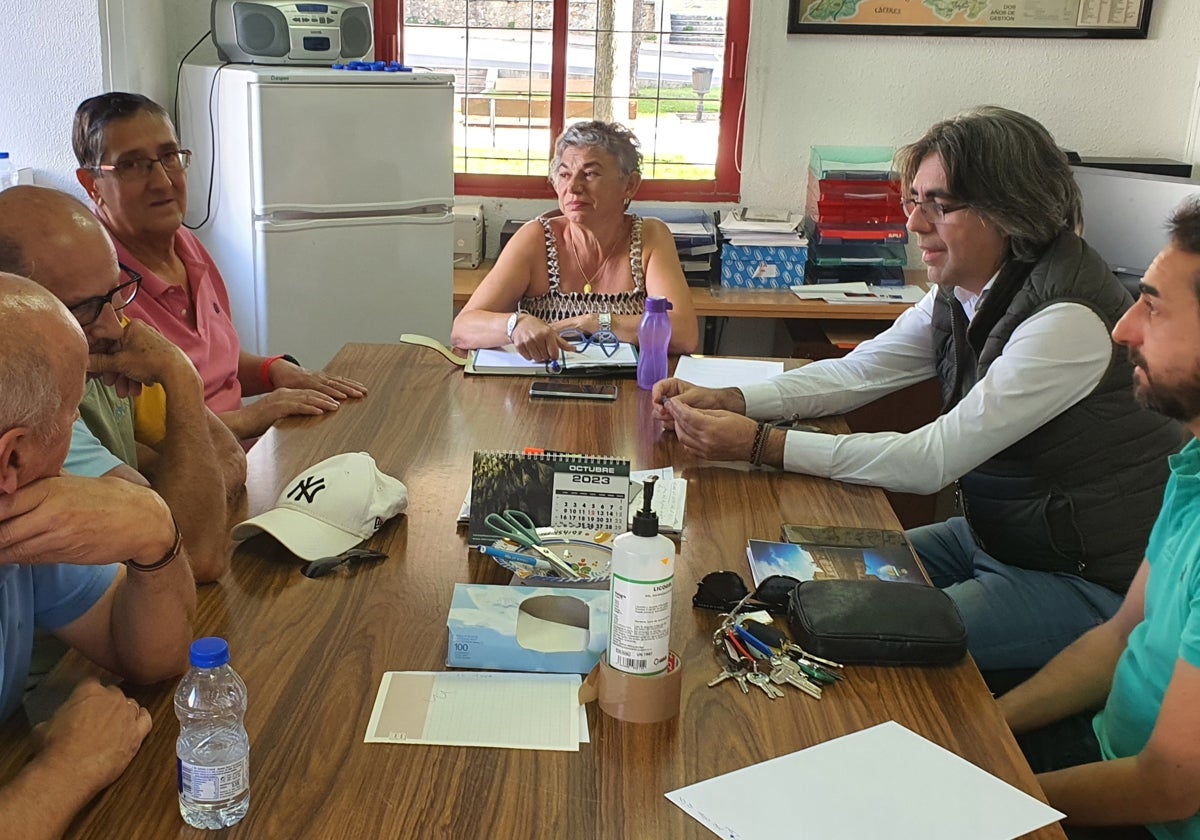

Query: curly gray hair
[549,121,643,182]
[896,106,1081,263]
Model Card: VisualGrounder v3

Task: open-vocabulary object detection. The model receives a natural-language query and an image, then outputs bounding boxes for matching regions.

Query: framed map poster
[788,0,1153,38]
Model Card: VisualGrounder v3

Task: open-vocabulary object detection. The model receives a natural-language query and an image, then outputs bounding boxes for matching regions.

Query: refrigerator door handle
[255,212,453,233]
[257,198,456,216]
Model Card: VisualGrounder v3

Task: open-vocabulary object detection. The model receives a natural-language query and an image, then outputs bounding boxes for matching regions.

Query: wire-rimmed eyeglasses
[900,197,970,223]
[67,264,143,327]
[559,327,619,358]
[92,150,192,182]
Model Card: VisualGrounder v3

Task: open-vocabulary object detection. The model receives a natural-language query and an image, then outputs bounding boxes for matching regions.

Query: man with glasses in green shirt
[0,186,245,584]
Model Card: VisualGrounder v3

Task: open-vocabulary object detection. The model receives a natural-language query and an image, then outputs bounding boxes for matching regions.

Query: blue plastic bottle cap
[331,62,344,70]
[0,152,9,160]
[372,61,386,71]
[189,637,230,668]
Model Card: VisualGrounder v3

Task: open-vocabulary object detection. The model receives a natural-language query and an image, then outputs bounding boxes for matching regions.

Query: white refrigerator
[178,62,455,370]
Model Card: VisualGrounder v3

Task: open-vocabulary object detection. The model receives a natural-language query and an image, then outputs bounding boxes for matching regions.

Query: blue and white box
[721,244,808,289]
[446,584,610,674]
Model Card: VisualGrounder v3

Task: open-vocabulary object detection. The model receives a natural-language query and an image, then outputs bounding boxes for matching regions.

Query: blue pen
[475,544,551,570]
[732,624,773,659]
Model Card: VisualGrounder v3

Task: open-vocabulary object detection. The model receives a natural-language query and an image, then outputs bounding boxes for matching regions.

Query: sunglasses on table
[692,570,802,616]
[301,548,389,579]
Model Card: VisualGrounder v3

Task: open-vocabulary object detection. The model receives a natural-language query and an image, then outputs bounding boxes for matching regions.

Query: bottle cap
[644,296,672,314]
[631,476,660,537]
[0,152,9,160]
[189,636,231,668]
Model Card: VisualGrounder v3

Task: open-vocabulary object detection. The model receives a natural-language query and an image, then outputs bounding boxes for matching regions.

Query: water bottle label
[178,756,249,802]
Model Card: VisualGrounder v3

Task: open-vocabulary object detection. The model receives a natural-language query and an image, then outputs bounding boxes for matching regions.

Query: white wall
[742,0,1200,210]
[4,0,1197,233]
[0,0,103,193]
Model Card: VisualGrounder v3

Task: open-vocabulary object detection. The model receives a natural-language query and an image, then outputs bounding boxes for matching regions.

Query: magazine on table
[778,524,927,585]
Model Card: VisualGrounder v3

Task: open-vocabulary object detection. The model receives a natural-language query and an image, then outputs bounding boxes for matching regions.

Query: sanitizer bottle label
[608,572,673,675]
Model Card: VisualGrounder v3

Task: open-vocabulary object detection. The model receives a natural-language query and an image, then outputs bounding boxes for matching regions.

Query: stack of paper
[791,282,925,304]
[719,210,807,248]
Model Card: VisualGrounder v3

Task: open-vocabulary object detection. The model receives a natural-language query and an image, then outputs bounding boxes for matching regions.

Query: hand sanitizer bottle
[607,477,675,675]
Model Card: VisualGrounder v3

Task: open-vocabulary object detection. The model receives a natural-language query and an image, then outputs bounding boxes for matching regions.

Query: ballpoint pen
[475,544,553,571]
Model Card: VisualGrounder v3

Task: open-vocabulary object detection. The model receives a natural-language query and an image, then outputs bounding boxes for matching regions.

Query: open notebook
[467,342,638,376]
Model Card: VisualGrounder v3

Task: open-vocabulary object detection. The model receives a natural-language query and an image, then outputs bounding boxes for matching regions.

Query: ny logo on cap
[287,475,327,504]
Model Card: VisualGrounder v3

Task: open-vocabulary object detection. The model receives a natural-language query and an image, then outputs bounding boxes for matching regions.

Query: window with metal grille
[374,0,747,201]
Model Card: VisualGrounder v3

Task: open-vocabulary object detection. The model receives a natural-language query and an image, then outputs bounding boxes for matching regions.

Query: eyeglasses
[693,570,801,616]
[559,327,619,358]
[67,264,142,326]
[92,150,192,182]
[900,197,970,223]
[301,547,389,579]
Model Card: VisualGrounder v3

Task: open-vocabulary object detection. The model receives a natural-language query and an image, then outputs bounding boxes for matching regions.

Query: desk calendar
[469,451,630,541]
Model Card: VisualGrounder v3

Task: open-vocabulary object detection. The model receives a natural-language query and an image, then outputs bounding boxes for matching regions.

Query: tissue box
[721,244,807,289]
[446,584,610,674]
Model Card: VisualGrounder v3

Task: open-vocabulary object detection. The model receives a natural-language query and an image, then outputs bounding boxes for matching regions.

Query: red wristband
[260,354,286,390]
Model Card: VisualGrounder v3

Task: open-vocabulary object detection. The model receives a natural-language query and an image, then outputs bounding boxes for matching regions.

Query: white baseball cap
[231,452,408,561]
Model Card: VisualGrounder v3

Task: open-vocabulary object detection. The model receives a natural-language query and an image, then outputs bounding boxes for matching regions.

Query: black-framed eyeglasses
[900,197,970,223]
[92,150,192,182]
[693,570,802,616]
[559,327,619,358]
[301,547,388,579]
[67,264,142,327]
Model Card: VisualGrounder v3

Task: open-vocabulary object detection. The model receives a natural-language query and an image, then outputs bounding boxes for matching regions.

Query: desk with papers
[0,344,1065,839]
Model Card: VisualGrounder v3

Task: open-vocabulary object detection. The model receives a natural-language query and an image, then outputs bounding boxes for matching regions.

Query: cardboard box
[446,584,610,674]
[720,244,807,289]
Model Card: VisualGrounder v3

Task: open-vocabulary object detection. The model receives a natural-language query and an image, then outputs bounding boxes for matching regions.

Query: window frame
[375,0,748,202]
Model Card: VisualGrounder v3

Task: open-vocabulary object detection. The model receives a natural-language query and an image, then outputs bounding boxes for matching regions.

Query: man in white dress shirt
[653,106,1181,671]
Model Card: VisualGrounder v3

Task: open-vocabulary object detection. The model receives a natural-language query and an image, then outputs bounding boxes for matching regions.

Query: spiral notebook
[469,451,631,541]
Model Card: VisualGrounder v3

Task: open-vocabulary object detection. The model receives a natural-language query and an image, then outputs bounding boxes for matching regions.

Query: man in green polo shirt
[1000,196,1200,838]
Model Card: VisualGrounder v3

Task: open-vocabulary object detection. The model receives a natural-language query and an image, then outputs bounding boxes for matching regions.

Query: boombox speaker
[212,0,373,65]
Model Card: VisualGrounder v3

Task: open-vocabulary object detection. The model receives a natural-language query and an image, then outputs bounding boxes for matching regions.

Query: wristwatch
[597,311,612,333]
[506,311,523,341]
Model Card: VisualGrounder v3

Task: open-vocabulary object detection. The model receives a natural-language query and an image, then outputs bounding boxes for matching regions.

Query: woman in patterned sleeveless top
[451,121,698,363]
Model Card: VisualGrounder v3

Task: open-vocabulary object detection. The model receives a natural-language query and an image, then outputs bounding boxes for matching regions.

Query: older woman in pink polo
[73,92,367,441]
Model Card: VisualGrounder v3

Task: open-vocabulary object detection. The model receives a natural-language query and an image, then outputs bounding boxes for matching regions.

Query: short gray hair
[549,121,643,181]
[896,106,1081,263]
[0,281,68,442]
[73,92,172,169]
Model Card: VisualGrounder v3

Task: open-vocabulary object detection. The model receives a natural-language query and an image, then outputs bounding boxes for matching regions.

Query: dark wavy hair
[896,106,1081,263]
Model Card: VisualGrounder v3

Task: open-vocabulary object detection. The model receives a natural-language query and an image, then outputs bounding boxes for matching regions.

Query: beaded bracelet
[749,421,772,467]
[126,520,183,573]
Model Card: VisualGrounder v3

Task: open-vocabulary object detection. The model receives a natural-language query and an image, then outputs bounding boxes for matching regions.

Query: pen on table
[475,544,552,570]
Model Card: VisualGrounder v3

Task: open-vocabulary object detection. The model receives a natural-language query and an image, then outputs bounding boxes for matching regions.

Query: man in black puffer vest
[654,107,1182,671]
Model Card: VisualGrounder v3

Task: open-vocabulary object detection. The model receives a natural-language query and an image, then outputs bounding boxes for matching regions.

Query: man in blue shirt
[0,274,196,839]
[1000,196,1200,838]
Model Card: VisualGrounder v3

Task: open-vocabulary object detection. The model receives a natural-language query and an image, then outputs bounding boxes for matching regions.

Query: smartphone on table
[528,381,618,401]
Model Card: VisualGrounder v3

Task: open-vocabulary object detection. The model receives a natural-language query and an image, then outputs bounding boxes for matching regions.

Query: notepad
[467,342,638,376]
[364,671,581,750]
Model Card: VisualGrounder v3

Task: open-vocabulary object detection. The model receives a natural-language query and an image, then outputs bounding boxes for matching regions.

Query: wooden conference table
[0,344,1064,839]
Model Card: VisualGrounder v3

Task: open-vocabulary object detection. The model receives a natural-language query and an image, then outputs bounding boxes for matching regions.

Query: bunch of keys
[706,591,843,701]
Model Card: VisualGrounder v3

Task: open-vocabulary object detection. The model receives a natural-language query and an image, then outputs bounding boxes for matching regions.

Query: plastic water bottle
[636,296,672,391]
[608,477,676,675]
[0,153,17,191]
[175,637,250,829]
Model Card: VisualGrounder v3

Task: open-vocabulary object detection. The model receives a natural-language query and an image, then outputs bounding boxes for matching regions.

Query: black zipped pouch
[787,579,968,666]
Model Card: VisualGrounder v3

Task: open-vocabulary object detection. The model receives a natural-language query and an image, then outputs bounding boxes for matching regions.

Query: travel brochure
[744,524,926,586]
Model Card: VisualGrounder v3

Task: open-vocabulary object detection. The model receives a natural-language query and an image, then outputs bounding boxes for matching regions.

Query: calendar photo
[469,451,630,542]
